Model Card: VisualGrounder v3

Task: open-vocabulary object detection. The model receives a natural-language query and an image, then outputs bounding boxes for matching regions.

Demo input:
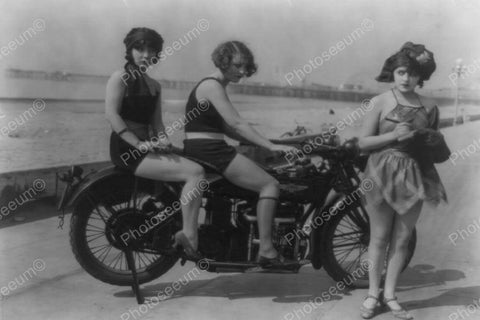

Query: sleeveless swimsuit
[363,90,447,214]
[183,77,237,173]
[109,63,159,171]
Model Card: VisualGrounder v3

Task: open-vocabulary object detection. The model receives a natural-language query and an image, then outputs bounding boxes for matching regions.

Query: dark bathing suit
[183,77,237,173]
[109,63,159,171]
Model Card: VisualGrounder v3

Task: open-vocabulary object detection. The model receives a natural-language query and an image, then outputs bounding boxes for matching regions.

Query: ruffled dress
[364,92,447,214]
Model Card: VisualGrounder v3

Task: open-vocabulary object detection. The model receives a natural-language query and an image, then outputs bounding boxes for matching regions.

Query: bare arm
[105,70,141,147]
[197,80,277,150]
[357,96,403,151]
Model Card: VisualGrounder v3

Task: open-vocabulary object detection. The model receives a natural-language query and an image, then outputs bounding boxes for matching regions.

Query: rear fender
[62,166,180,212]
[63,166,135,210]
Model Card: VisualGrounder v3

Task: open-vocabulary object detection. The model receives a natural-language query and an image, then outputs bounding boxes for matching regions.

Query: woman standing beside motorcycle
[358,42,447,319]
[105,28,205,260]
[183,41,299,269]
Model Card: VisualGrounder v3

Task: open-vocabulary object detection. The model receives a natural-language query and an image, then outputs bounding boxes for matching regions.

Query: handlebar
[273,134,360,160]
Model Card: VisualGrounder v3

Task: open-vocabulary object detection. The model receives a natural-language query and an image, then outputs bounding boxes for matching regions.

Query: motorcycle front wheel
[320,200,416,286]
[70,175,180,286]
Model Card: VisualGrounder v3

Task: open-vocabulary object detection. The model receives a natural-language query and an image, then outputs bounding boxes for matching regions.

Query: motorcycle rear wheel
[320,201,416,286]
[70,175,180,286]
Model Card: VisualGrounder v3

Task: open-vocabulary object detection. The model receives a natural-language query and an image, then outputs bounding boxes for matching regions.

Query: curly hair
[376,43,436,88]
[123,27,164,64]
[211,41,257,77]
[376,52,425,87]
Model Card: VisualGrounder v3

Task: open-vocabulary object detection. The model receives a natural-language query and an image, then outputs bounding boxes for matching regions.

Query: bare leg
[363,200,395,309]
[223,154,280,258]
[134,153,205,249]
[383,201,422,309]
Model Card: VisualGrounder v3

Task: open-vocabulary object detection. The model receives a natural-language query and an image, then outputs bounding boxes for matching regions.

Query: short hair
[123,27,164,63]
[211,41,257,77]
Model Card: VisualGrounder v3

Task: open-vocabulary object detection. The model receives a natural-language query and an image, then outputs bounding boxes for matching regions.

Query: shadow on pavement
[403,286,480,312]
[111,263,468,307]
[398,264,466,290]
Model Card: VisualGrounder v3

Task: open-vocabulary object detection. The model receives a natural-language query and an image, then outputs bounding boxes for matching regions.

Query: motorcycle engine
[241,201,305,261]
[272,202,306,260]
[198,197,249,261]
[198,196,306,262]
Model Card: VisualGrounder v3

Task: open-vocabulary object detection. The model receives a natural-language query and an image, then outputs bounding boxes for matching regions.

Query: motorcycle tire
[70,175,180,286]
[320,200,416,286]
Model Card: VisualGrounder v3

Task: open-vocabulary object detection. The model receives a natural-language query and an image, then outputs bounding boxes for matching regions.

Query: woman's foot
[257,249,299,270]
[360,293,383,319]
[383,296,413,320]
[173,231,203,262]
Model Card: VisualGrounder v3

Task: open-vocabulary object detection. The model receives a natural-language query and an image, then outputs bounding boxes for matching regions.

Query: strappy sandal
[172,231,203,262]
[383,296,413,320]
[360,293,383,319]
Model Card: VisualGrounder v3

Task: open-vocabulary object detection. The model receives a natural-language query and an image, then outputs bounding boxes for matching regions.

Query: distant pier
[4,68,480,106]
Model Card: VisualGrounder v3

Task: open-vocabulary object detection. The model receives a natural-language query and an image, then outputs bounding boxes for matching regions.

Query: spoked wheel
[320,200,416,286]
[70,175,180,286]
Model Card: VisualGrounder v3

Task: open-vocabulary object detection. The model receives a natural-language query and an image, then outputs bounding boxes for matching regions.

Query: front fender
[309,190,346,270]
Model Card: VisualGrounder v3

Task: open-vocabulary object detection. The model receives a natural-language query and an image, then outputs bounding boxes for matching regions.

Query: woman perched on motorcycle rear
[105,28,205,260]
[358,42,447,319]
[182,40,299,269]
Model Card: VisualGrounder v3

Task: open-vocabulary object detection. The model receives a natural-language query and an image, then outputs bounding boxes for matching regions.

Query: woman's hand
[149,137,173,153]
[136,141,156,153]
[394,122,415,141]
[136,139,173,153]
[269,144,300,154]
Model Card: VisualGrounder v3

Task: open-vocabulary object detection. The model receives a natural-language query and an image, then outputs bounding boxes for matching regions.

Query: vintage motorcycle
[57,133,416,304]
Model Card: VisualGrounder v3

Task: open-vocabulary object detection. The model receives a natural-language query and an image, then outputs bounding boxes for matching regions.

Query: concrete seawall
[0,161,110,218]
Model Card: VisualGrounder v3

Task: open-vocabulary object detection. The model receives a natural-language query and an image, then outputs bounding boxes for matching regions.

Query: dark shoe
[360,293,383,319]
[173,231,203,262]
[258,254,299,270]
[383,296,413,320]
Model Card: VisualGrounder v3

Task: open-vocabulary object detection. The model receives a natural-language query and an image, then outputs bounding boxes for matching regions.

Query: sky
[0,0,479,91]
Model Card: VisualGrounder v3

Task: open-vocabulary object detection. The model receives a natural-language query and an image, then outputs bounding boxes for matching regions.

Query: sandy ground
[0,121,479,320]
[1,90,479,174]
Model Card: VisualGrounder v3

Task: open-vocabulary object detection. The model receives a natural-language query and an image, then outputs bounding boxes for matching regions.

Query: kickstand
[125,249,145,304]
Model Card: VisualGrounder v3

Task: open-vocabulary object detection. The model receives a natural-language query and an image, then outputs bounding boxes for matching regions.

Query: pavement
[1,122,480,320]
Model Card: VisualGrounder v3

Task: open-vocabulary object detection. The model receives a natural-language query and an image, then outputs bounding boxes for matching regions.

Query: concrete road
[1,122,480,320]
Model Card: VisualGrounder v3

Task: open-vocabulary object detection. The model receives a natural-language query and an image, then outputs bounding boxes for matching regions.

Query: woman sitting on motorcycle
[105,27,205,260]
[182,40,299,269]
